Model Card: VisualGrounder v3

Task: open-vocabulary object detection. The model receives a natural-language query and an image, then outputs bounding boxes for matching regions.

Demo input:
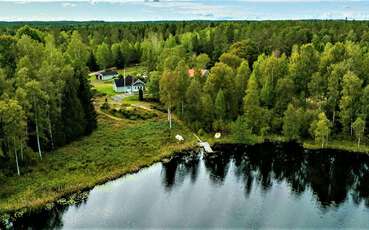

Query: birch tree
[0,100,26,175]
[313,112,331,148]
[352,117,365,148]
[25,80,48,159]
[160,70,177,129]
[339,71,362,136]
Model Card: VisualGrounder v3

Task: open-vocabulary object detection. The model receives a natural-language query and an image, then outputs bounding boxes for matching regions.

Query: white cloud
[61,2,76,7]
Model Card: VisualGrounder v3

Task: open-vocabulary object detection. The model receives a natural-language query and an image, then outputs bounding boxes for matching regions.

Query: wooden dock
[193,134,213,153]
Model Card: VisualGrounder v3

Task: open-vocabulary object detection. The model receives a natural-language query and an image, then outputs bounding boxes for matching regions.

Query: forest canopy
[2,20,369,176]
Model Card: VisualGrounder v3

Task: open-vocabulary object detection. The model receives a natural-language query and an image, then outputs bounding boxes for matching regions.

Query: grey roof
[114,76,144,87]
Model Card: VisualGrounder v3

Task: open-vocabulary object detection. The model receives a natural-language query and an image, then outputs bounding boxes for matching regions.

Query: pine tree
[61,67,86,143]
[215,89,226,121]
[76,67,97,135]
[185,79,202,123]
[243,74,262,133]
[87,51,99,72]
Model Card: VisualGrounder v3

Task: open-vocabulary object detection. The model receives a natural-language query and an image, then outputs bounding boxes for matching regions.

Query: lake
[15,142,369,229]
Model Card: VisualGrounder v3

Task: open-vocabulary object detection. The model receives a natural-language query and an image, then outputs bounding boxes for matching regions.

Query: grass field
[0,99,195,214]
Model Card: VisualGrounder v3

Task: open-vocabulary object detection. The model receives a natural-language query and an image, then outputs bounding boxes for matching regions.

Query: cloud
[62,2,77,7]
[2,0,369,21]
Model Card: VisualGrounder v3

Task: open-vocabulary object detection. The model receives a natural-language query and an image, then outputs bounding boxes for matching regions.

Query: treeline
[3,20,369,73]
[0,26,96,176]
[147,34,369,148]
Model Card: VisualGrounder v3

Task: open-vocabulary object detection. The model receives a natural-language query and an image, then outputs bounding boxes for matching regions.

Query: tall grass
[0,113,195,213]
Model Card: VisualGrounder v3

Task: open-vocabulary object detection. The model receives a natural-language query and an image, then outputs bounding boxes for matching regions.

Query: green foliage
[339,71,362,135]
[282,104,302,140]
[111,43,125,68]
[66,31,89,69]
[185,79,202,124]
[352,117,365,147]
[0,26,97,175]
[229,39,258,65]
[289,44,319,101]
[231,116,256,144]
[215,89,226,120]
[243,74,262,134]
[0,112,195,213]
[312,112,331,148]
[195,53,210,69]
[200,93,214,130]
[234,61,250,113]
[96,42,112,70]
[16,25,44,43]
[147,71,161,99]
[101,98,110,111]
[219,52,242,69]
[5,21,369,177]
[138,88,144,101]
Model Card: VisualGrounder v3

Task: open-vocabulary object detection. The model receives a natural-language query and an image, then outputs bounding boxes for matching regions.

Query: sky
[1,0,369,21]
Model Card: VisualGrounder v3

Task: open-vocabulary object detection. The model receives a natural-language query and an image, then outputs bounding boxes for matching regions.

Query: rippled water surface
[19,143,369,229]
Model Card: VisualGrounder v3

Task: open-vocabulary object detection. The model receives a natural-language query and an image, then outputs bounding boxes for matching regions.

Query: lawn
[0,103,196,214]
[89,76,115,96]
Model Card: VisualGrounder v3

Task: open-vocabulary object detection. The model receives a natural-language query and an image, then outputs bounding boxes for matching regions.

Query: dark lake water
[16,142,369,229]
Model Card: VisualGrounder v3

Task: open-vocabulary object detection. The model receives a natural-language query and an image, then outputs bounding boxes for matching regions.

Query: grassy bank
[205,132,369,154]
[0,109,195,214]
[303,139,369,154]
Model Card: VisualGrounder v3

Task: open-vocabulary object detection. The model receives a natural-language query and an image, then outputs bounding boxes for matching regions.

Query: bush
[212,119,229,132]
[109,107,157,120]
[197,128,206,137]
[138,89,144,101]
[100,98,110,111]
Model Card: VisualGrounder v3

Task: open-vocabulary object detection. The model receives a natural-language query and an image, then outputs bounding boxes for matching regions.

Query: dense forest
[0,25,97,176]
[2,20,369,176]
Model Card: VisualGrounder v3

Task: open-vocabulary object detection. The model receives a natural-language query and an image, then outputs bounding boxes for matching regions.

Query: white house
[113,76,145,93]
[96,70,119,81]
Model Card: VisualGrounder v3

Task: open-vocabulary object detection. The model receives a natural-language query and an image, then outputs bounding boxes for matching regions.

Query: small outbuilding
[96,70,119,81]
[113,76,145,93]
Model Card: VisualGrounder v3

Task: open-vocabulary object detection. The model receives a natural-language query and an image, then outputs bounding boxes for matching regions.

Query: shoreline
[0,143,197,228]
[2,106,369,228]
[210,134,369,155]
[2,136,369,227]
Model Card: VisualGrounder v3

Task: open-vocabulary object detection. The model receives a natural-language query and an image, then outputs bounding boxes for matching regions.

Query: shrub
[231,116,257,144]
[100,98,110,111]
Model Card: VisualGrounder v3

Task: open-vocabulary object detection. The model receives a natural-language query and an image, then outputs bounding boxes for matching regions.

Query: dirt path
[132,103,154,112]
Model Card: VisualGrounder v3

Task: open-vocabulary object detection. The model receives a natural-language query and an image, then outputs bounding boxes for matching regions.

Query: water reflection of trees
[161,143,369,208]
[14,192,89,229]
[161,153,200,191]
